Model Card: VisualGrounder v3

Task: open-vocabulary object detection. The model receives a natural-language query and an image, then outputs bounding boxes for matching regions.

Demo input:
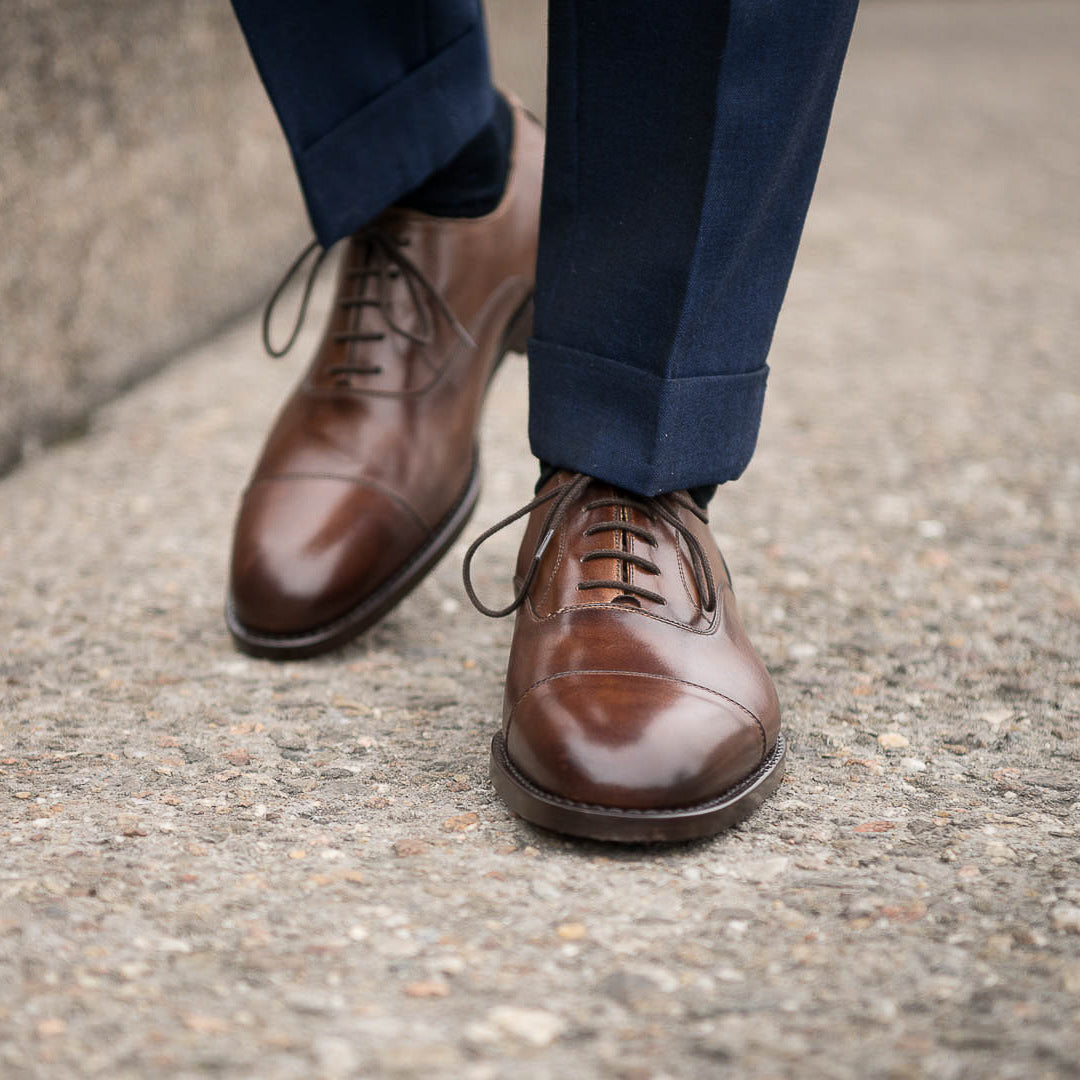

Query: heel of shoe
[501,294,534,358]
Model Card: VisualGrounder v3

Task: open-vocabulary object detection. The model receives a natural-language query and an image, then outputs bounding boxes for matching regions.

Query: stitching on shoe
[245,471,432,535]
[528,589,724,635]
[534,510,569,611]
[508,667,769,757]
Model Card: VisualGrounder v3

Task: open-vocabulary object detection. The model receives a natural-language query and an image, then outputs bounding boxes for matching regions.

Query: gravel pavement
[2,4,1078,1078]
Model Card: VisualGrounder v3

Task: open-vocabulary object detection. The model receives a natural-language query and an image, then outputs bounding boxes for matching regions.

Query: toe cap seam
[244,471,431,534]
[507,668,768,758]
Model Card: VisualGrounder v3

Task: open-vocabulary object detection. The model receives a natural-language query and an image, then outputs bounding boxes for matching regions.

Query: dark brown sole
[490,732,787,843]
[225,293,534,661]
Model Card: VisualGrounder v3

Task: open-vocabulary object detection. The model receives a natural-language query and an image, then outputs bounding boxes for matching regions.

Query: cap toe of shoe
[505,671,768,811]
[229,475,427,635]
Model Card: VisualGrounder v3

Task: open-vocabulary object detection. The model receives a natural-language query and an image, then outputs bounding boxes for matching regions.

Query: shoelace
[462,472,718,618]
[261,228,474,366]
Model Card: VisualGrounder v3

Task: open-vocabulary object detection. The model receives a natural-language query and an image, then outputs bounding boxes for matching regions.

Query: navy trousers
[232,1,858,494]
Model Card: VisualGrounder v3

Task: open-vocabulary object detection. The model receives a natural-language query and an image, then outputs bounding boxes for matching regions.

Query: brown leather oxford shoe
[227,100,542,658]
[464,471,785,842]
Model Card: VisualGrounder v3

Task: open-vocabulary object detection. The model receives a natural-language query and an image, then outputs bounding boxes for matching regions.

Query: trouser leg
[230,1,498,246]
[528,0,859,495]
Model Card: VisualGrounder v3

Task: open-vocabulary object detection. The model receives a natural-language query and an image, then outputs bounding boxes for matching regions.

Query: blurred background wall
[0,0,546,476]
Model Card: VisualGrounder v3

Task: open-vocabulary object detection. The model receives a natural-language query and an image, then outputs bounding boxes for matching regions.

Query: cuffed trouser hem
[298,21,494,246]
[527,340,769,496]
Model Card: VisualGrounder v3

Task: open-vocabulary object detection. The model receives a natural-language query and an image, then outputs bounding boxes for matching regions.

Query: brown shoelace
[261,228,474,367]
[463,472,718,618]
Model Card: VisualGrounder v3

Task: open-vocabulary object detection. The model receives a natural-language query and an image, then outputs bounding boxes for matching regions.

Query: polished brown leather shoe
[464,471,785,842]
[227,100,542,658]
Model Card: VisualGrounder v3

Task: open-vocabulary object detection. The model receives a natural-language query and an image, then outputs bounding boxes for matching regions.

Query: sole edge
[490,732,787,844]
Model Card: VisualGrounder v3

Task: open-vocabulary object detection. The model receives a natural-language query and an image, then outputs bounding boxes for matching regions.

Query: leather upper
[502,472,781,810]
[230,102,543,635]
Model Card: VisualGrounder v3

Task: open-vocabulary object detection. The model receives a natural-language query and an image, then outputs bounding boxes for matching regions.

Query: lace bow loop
[262,240,327,358]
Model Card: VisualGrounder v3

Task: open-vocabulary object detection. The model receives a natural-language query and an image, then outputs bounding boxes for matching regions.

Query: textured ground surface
[0,0,543,475]
[2,4,1078,1078]
[0,0,301,476]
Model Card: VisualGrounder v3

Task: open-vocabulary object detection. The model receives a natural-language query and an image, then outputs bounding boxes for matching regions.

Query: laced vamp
[463,472,718,618]
[261,229,474,375]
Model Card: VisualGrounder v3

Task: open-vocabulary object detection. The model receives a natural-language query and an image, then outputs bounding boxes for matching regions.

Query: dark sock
[688,484,717,509]
[536,461,559,494]
[538,462,716,508]
[399,92,513,218]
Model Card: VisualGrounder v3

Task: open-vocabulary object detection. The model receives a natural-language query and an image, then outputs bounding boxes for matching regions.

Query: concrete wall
[0,1,546,476]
